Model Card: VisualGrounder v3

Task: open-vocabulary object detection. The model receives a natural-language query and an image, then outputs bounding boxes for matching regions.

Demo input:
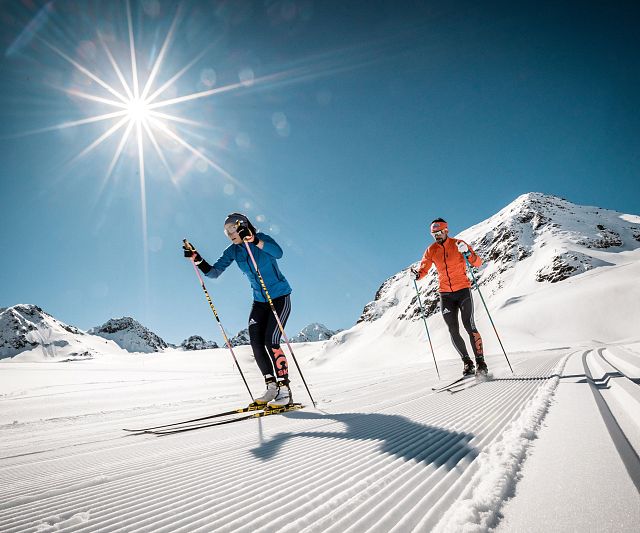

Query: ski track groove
[324,378,548,532]
[0,353,567,533]
[0,371,415,490]
[1,366,552,528]
[0,370,552,532]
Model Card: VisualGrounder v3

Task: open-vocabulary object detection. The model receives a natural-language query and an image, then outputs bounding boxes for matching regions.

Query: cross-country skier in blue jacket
[183,213,293,407]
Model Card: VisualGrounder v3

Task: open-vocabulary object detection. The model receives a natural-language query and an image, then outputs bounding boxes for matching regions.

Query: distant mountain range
[0,305,339,360]
[227,323,341,347]
[4,192,637,362]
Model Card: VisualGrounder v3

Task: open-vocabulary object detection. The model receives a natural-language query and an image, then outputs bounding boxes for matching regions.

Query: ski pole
[412,277,441,379]
[240,236,317,408]
[183,239,254,401]
[463,252,514,374]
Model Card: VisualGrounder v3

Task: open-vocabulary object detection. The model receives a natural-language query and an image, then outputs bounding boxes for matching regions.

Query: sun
[126,97,150,123]
[35,0,251,192]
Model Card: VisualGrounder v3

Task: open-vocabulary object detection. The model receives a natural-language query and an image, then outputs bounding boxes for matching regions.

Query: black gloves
[411,267,420,280]
[237,224,260,246]
[182,240,212,274]
[182,243,202,262]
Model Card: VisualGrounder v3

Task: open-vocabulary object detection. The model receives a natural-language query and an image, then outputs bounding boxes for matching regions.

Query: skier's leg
[249,301,281,405]
[248,301,276,378]
[440,293,470,360]
[264,294,291,383]
[460,289,488,374]
[265,295,293,407]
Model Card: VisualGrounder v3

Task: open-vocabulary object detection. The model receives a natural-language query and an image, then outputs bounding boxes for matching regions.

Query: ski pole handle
[183,238,195,252]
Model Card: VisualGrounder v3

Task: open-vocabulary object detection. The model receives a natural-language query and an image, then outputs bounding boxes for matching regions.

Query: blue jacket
[205,233,292,302]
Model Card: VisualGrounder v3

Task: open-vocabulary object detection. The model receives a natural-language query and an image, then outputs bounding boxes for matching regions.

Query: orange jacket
[417,237,482,293]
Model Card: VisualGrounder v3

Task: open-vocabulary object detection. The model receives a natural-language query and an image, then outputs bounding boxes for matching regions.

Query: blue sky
[1,0,638,344]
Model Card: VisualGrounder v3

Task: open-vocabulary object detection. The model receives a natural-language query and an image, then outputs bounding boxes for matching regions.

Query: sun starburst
[33,1,250,287]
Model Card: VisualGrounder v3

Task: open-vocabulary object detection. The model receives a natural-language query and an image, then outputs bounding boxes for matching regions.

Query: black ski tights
[248,294,291,382]
[440,288,484,361]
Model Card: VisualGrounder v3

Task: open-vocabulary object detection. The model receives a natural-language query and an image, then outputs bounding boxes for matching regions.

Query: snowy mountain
[366,192,640,325]
[0,304,113,360]
[229,323,341,346]
[319,193,640,367]
[291,323,340,342]
[89,317,168,353]
[229,328,250,347]
[180,335,219,350]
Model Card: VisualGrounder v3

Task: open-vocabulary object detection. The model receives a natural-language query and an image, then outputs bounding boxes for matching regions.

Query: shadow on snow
[251,410,477,469]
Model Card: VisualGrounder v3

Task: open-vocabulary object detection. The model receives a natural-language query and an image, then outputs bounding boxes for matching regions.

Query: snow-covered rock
[180,335,219,350]
[291,323,340,342]
[0,304,96,360]
[229,323,340,345]
[229,328,250,347]
[89,317,168,353]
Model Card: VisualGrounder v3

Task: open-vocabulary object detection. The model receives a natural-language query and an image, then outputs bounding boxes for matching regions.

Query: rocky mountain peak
[89,317,168,353]
[291,323,340,342]
[181,336,219,350]
[0,304,86,359]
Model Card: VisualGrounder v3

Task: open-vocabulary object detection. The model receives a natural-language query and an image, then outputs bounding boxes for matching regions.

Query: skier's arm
[416,248,433,280]
[255,233,283,259]
[205,245,236,279]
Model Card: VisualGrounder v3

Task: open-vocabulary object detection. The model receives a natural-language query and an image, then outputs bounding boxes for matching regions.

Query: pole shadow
[251,410,478,469]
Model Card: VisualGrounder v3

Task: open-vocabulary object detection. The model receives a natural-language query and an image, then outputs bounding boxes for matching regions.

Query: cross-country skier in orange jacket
[413,218,489,377]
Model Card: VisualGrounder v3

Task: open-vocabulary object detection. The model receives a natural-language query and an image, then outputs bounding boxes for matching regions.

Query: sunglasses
[224,224,239,238]
[431,230,446,238]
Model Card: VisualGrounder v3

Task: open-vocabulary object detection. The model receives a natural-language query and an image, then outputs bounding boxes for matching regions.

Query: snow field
[1,350,570,532]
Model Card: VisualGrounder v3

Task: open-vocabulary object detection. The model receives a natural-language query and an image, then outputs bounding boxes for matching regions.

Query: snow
[1,194,639,531]
[2,344,638,532]
[496,353,640,532]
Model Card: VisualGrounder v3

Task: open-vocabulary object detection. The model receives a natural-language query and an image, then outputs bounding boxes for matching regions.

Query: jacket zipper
[440,241,453,291]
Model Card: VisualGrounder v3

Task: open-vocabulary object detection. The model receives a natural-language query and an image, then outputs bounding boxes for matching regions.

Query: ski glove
[411,267,420,280]
[182,240,212,274]
[238,225,259,245]
[456,241,469,254]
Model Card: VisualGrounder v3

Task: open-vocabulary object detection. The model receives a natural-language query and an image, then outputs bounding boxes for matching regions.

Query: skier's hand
[182,240,203,264]
[411,267,420,280]
[456,241,469,254]
[238,225,259,245]
[182,239,212,273]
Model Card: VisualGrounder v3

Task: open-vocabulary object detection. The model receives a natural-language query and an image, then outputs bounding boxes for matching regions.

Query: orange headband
[430,221,448,233]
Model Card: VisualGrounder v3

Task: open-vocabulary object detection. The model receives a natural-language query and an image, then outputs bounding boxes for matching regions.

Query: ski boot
[462,357,475,377]
[475,356,489,377]
[250,377,278,408]
[267,381,293,409]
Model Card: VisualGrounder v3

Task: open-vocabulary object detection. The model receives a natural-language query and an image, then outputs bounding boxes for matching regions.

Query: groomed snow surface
[1,342,639,532]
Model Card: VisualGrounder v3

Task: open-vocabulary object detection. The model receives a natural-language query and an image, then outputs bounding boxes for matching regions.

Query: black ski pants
[440,288,484,361]
[248,294,291,382]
